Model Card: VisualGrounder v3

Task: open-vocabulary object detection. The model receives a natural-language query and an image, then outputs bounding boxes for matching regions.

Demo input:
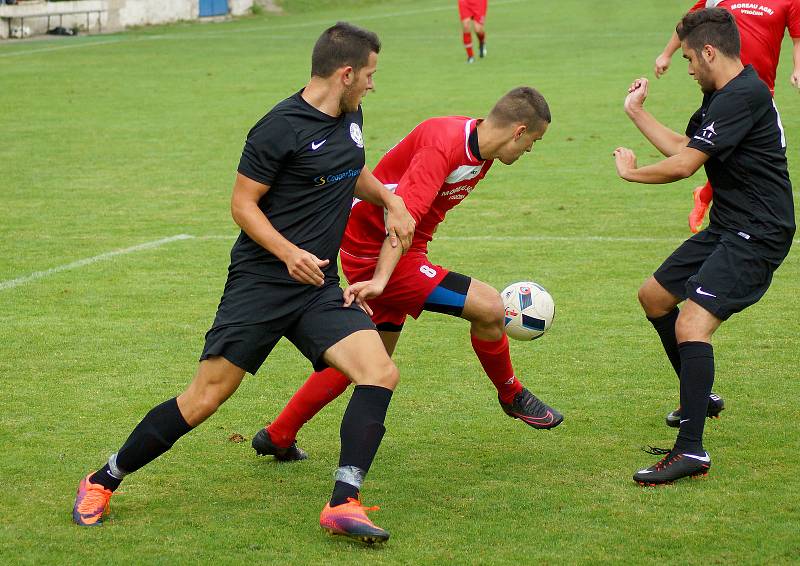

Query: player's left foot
[320,497,389,544]
[467,56,475,64]
[72,474,113,526]
[479,43,487,58]
[252,428,308,461]
[688,185,710,233]
[499,388,563,429]
[633,447,711,485]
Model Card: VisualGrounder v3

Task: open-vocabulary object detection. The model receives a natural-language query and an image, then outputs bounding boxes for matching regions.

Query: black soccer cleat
[499,388,563,429]
[252,428,308,462]
[666,392,725,428]
[479,43,487,58]
[633,447,711,485]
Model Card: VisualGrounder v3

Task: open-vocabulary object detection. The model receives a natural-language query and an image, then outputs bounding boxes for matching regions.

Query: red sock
[266,367,351,448]
[476,31,485,45]
[699,180,713,205]
[463,32,474,58]
[471,334,523,404]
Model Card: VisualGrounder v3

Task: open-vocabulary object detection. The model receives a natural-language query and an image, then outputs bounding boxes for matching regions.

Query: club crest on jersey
[350,123,364,148]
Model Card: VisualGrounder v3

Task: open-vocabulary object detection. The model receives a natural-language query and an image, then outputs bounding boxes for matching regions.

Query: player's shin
[646,307,681,378]
[674,342,715,454]
[471,334,522,403]
[90,397,193,490]
[331,385,392,506]
[267,367,351,448]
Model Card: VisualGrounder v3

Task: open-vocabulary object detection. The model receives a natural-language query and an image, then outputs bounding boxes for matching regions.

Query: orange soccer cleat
[689,183,713,233]
[72,474,113,526]
[319,497,389,544]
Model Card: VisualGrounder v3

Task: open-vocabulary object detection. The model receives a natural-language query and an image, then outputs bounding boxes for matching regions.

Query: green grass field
[2,0,799,563]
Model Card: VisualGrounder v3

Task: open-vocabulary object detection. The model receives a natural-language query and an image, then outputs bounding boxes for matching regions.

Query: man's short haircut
[311,22,381,78]
[677,7,740,59]
[487,87,551,130]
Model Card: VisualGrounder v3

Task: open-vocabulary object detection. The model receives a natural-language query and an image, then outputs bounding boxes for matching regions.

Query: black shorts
[653,229,786,321]
[200,273,375,374]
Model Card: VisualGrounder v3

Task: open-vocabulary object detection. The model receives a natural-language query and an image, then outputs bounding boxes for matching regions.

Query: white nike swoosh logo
[682,452,711,462]
[695,287,717,297]
[311,140,327,150]
[680,419,690,424]
[637,469,653,474]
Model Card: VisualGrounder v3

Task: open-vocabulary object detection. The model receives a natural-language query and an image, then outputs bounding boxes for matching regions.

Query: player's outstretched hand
[285,248,329,286]
[654,54,671,78]
[790,68,800,90]
[624,78,649,115]
[343,280,382,316]
[613,147,638,180]
[385,196,415,252]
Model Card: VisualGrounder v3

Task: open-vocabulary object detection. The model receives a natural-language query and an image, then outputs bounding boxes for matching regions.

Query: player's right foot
[665,392,725,428]
[320,497,389,544]
[633,448,711,485]
[479,43,487,58]
[689,185,710,233]
[467,56,475,64]
[252,428,308,461]
[499,388,563,429]
[72,474,112,526]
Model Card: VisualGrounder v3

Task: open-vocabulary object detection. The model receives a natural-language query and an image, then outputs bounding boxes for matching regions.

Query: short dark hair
[676,7,740,59]
[487,87,551,130]
[310,22,381,78]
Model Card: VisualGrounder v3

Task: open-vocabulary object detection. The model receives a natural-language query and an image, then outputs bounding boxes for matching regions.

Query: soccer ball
[501,281,555,341]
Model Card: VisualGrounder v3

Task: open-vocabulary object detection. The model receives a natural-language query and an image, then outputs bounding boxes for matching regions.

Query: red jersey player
[459,0,488,63]
[654,0,800,232]
[251,87,562,462]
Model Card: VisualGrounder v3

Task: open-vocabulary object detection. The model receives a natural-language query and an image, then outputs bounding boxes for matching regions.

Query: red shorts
[340,249,449,327]
[458,0,487,23]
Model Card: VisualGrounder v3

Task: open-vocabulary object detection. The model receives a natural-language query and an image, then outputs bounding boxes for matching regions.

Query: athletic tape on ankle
[108,453,128,479]
[334,465,365,489]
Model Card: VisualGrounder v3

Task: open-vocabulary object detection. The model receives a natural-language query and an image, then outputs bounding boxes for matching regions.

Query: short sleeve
[394,147,451,223]
[688,0,707,12]
[788,0,800,38]
[686,91,753,162]
[237,114,298,186]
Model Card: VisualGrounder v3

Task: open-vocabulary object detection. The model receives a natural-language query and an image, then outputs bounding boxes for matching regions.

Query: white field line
[4,232,797,291]
[0,0,525,58]
[0,234,193,291]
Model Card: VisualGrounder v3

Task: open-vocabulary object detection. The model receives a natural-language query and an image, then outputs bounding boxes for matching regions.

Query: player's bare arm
[614,145,708,183]
[791,38,800,89]
[655,31,682,78]
[230,173,328,286]
[342,237,403,314]
[354,165,416,251]
[624,78,690,156]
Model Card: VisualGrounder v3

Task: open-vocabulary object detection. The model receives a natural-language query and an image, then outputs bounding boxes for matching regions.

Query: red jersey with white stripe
[341,116,493,257]
[690,0,800,91]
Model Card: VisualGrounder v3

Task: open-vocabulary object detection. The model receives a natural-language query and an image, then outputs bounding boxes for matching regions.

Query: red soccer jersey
[689,0,800,91]
[341,116,493,258]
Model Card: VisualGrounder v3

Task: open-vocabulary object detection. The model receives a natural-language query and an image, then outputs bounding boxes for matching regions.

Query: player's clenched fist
[284,248,329,286]
[624,78,649,115]
[613,147,638,180]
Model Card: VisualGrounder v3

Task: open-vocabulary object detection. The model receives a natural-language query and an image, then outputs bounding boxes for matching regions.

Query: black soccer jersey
[233,90,366,282]
[686,65,795,258]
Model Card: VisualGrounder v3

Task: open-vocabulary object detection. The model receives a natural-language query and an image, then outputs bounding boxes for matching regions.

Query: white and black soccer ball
[501,281,555,341]
[10,25,31,39]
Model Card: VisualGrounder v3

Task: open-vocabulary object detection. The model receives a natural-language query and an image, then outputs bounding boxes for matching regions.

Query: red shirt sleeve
[689,0,706,12]
[788,0,800,38]
[394,147,451,223]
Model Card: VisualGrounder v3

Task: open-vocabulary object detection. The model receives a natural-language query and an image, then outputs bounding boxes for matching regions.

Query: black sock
[331,385,393,507]
[647,307,681,378]
[113,397,193,475]
[675,342,715,454]
[89,463,122,491]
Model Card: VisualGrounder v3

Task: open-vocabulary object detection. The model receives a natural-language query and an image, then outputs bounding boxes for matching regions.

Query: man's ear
[702,44,715,63]
[341,65,355,86]
[513,124,527,141]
